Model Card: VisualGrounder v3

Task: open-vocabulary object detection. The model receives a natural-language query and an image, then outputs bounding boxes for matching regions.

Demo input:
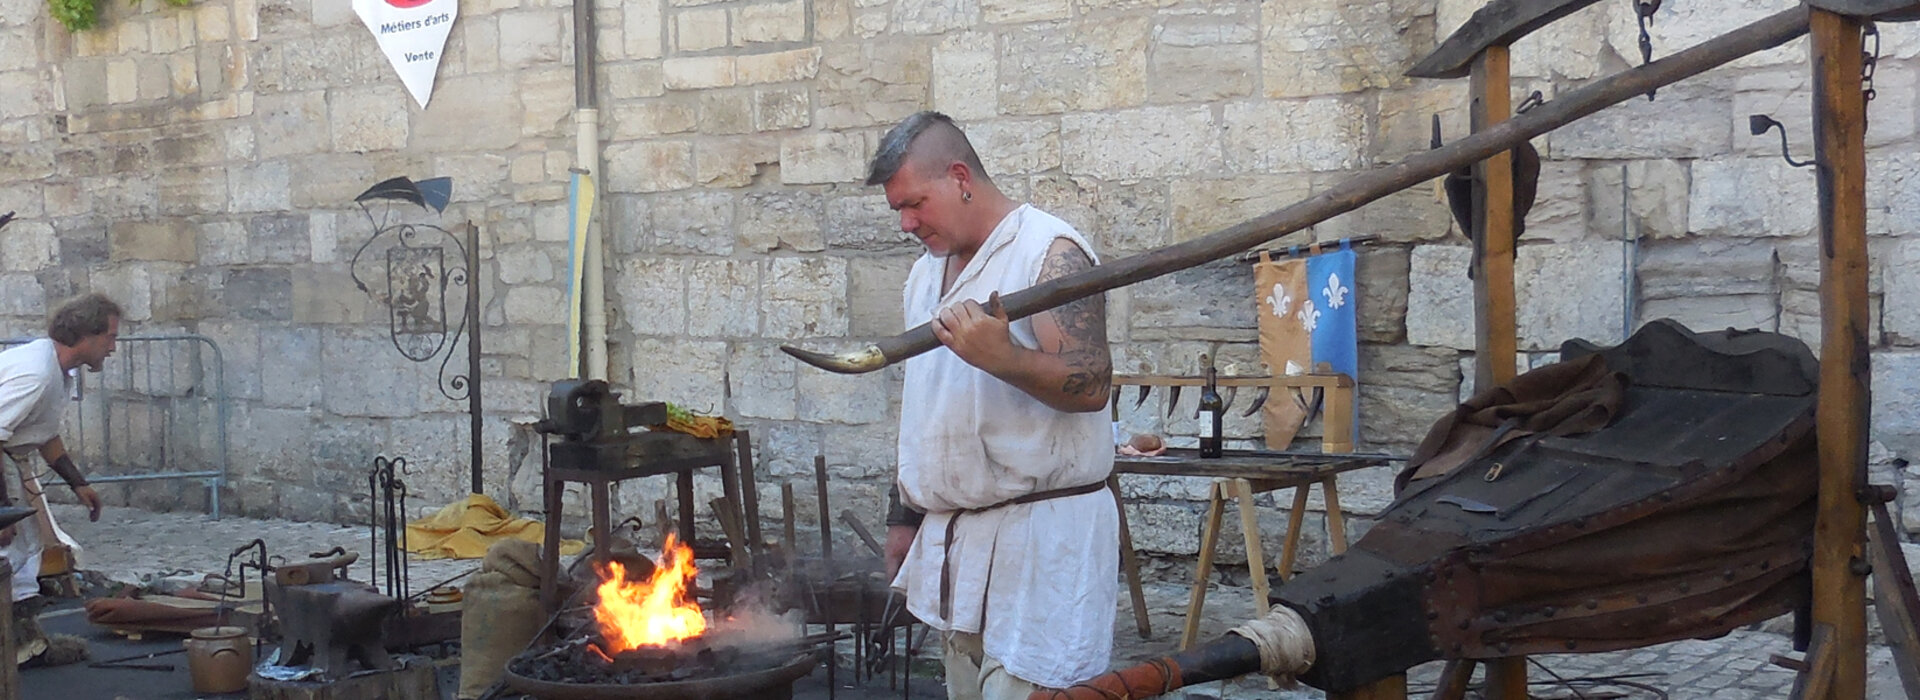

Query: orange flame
[592,534,707,652]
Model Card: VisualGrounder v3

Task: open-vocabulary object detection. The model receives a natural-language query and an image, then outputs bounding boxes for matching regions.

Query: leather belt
[938,479,1110,622]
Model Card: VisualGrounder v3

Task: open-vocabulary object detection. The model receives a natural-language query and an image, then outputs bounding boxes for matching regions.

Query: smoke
[703,581,803,649]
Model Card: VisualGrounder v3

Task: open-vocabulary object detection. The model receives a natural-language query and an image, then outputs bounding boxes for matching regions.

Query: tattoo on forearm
[1038,242,1112,398]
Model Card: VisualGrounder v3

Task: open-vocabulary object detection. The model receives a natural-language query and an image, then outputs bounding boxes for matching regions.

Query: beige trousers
[943,631,1037,700]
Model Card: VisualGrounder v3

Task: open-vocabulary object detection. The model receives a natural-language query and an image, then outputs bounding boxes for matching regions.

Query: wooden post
[1109,476,1153,639]
[1430,659,1475,700]
[1470,45,1519,391]
[1470,42,1527,697]
[1484,656,1528,700]
[1809,9,1871,700]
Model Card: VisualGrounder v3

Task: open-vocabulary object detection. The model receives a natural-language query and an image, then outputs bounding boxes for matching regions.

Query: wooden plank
[1867,499,1920,696]
[1810,9,1872,700]
[1233,478,1272,617]
[1182,482,1228,650]
[1322,477,1349,555]
[1792,624,1838,700]
[1113,453,1381,482]
[1407,0,1611,78]
[1428,660,1475,700]
[1278,485,1312,582]
[1114,373,1354,389]
[1110,476,1153,639]
[1470,46,1519,391]
[1324,378,1357,453]
[1805,0,1920,20]
[1484,656,1528,700]
[781,5,1813,375]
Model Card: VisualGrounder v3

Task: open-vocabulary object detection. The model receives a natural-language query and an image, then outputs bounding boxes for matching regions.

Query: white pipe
[577,107,608,382]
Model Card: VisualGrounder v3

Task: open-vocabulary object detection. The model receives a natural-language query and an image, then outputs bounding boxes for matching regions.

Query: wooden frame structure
[1400,1,1904,698]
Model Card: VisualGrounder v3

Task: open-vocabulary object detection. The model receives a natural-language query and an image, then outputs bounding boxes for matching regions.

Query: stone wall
[2,0,1919,578]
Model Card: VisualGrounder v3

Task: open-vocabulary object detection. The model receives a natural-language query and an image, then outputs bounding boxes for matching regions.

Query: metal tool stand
[538,454,730,612]
[535,391,733,613]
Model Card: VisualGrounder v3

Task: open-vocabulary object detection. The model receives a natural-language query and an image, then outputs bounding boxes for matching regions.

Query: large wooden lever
[781,5,1810,375]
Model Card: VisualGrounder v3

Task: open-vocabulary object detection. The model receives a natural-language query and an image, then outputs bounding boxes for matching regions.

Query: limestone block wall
[2,0,1919,577]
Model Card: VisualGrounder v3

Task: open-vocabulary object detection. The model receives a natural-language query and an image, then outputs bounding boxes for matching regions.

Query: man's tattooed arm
[1032,238,1112,408]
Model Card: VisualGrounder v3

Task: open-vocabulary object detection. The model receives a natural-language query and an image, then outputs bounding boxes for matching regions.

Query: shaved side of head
[867,111,993,187]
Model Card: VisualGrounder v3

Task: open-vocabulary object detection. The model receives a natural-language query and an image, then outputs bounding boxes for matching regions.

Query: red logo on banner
[384,0,431,8]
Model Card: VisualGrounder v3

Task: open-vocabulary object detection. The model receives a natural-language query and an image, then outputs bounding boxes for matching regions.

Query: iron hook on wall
[1748,114,1816,169]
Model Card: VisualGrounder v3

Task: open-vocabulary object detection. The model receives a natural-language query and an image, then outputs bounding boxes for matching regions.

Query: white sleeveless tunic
[893,204,1118,688]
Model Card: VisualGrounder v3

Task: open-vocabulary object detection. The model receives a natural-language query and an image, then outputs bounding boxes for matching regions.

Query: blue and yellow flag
[1254,242,1359,447]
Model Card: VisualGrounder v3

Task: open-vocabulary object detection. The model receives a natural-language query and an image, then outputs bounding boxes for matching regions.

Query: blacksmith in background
[0,292,117,666]
[872,111,1118,698]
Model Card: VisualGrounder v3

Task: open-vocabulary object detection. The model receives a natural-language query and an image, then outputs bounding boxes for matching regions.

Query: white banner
[354,0,457,108]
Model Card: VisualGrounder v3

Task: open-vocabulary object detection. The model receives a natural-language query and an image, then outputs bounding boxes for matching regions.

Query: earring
[962,191,972,202]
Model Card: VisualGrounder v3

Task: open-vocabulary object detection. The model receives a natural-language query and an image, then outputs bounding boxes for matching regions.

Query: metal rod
[814,455,833,573]
[467,222,484,495]
[737,430,763,575]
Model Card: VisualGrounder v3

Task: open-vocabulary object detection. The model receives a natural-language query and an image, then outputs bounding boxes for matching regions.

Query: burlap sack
[482,538,542,589]
[1253,252,1314,449]
[457,570,544,698]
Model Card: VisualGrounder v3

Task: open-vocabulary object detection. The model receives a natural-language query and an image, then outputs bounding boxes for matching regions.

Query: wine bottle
[1198,354,1224,458]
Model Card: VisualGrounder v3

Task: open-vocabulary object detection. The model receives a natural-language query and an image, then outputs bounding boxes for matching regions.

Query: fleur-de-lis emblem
[1265,283,1292,319]
[1297,300,1320,333]
[1323,272,1349,310]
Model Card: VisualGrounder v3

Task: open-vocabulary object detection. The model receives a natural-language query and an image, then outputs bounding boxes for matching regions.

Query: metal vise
[268,581,400,678]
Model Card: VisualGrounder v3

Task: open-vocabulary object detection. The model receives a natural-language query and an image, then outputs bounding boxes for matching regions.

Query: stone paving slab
[43,504,1917,699]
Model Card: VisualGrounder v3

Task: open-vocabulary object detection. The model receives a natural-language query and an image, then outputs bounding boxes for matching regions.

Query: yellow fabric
[661,413,733,439]
[405,493,584,561]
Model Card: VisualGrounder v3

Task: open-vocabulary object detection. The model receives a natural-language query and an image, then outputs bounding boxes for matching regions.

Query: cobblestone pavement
[48,504,1915,699]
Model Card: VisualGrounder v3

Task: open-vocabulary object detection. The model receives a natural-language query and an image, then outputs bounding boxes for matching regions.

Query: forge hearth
[504,635,821,700]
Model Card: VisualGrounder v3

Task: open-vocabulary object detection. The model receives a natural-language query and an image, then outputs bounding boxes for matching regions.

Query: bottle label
[1199,414,1216,439]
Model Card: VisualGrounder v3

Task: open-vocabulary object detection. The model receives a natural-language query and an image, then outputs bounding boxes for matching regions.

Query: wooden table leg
[1485,656,1528,700]
[1110,476,1152,639]
[1322,476,1349,555]
[1278,484,1311,581]
[1233,478,1271,616]
[1182,481,1228,650]
[1429,659,1475,700]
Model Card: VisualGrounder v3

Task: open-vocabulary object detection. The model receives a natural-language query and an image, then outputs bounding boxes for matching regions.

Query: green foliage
[48,0,97,31]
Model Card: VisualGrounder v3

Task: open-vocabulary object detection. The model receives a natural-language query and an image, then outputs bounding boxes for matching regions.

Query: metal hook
[1747,115,1815,169]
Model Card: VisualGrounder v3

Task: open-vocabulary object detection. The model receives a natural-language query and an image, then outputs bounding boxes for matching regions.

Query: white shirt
[893,204,1118,688]
[0,339,81,601]
[0,339,70,455]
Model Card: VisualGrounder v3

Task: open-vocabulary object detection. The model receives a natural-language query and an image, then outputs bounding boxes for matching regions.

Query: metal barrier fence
[1,334,230,518]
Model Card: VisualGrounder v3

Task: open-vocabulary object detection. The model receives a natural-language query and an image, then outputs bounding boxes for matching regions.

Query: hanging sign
[354,0,457,108]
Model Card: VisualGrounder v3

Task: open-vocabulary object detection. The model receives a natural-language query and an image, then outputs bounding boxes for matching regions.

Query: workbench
[1107,373,1390,648]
